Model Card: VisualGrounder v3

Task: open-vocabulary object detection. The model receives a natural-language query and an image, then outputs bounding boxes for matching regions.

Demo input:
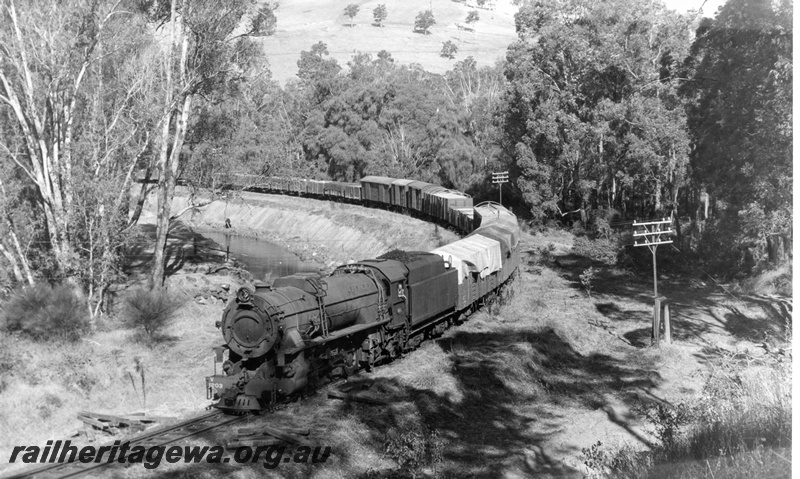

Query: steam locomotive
[206,176,520,412]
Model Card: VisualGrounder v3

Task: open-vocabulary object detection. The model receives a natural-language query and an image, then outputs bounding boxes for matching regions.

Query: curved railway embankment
[138,188,460,271]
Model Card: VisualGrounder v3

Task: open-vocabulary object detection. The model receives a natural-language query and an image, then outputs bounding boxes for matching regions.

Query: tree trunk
[7,224,34,285]
[151,0,179,289]
[767,235,785,263]
[654,179,662,214]
[701,189,709,220]
[0,241,24,284]
[128,169,152,228]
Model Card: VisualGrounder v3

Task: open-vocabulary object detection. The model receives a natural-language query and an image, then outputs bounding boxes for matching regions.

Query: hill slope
[259,0,520,83]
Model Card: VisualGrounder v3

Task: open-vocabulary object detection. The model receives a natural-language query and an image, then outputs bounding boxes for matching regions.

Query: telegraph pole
[633,218,674,345]
[492,171,508,206]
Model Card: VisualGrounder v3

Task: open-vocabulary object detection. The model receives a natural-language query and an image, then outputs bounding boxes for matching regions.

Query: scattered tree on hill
[414,10,436,34]
[373,4,388,27]
[476,0,488,8]
[344,4,359,27]
[466,10,479,24]
[441,41,458,59]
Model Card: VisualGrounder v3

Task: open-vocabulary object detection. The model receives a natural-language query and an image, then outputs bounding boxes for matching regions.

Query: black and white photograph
[0,0,792,477]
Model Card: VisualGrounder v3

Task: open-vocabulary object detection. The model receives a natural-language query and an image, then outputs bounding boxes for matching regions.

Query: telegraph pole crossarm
[633,218,674,345]
[492,171,508,206]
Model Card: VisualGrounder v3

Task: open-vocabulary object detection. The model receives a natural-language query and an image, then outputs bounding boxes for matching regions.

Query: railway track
[5,410,248,479]
[6,375,355,479]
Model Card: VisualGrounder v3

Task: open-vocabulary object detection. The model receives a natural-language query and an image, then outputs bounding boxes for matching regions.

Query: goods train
[205,176,520,412]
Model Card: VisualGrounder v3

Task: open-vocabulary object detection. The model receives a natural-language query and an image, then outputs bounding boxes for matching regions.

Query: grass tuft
[0,283,89,341]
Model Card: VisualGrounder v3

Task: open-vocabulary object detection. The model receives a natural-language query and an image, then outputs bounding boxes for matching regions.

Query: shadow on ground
[549,248,789,349]
[344,327,663,478]
[125,222,230,279]
[146,325,666,478]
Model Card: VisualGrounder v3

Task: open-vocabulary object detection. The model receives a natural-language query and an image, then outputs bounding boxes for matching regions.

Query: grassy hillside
[259,0,520,83]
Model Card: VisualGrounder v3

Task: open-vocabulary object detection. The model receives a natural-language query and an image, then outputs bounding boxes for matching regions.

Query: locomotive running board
[286,319,391,354]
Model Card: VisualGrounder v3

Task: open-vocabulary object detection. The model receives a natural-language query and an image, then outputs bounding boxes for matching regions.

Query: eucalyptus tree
[344,4,359,27]
[414,10,435,34]
[373,4,388,27]
[137,0,276,288]
[683,0,792,265]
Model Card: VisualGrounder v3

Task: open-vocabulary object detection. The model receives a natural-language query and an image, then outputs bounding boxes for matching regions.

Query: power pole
[492,171,508,206]
[633,218,674,345]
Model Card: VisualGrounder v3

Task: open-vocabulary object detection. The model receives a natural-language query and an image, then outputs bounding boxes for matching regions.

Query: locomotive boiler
[207,253,458,411]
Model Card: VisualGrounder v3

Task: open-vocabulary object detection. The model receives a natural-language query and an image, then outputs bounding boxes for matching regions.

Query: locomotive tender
[206,176,520,412]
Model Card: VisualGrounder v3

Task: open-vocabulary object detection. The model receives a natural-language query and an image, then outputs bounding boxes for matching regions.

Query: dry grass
[0,279,234,475]
[585,356,792,479]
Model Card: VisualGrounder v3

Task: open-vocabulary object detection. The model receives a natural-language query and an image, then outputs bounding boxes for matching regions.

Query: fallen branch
[169,200,214,221]
[613,331,633,346]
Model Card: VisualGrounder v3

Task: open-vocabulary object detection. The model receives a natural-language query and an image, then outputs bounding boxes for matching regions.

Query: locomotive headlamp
[236,287,252,303]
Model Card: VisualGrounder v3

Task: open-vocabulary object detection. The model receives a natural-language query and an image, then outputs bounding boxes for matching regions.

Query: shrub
[0,283,89,341]
[121,288,182,338]
[573,236,618,265]
[580,267,596,296]
[384,425,443,475]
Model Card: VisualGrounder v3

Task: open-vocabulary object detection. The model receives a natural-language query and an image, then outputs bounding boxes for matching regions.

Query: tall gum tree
[140,0,276,288]
[682,0,792,265]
